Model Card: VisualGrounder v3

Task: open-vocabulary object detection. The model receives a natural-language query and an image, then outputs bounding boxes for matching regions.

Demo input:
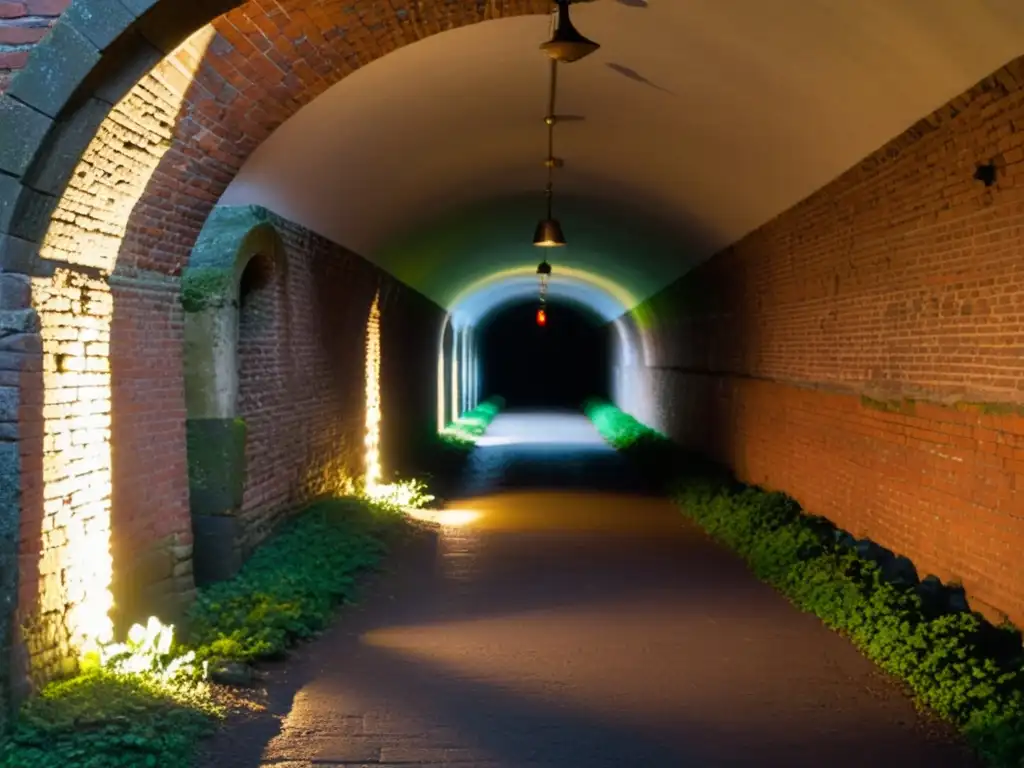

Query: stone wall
[620,55,1024,628]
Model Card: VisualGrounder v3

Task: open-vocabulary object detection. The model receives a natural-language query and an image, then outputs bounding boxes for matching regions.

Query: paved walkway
[199,411,974,767]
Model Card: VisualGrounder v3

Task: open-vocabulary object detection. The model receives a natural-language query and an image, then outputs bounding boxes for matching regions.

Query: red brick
[640,56,1024,629]
[0,23,45,44]
[0,2,27,19]
[24,0,66,14]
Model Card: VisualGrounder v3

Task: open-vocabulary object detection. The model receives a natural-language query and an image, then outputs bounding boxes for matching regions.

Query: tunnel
[477,299,610,410]
[1,0,1024,763]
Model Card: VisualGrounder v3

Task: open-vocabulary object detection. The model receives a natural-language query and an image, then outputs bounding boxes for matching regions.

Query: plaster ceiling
[220,0,1024,316]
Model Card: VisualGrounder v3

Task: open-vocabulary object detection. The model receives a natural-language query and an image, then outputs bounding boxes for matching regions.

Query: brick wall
[233,211,443,555]
[624,55,1024,627]
[5,3,533,695]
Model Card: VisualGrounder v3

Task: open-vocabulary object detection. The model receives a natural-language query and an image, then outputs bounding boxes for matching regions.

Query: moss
[860,395,909,414]
[181,267,234,313]
[958,402,1024,417]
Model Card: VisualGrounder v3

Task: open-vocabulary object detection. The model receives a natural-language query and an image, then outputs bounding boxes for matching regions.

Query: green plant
[416,396,506,494]
[0,618,219,768]
[586,402,1024,767]
[186,496,410,663]
[582,398,678,482]
[365,477,435,511]
[440,396,506,445]
[0,486,424,767]
[677,478,1024,765]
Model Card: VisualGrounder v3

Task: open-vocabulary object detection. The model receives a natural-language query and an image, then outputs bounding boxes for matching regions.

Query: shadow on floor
[195,411,977,768]
[198,525,975,768]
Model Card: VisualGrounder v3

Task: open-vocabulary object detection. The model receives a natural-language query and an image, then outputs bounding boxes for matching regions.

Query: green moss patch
[584,400,1024,767]
[181,267,234,314]
[957,401,1024,418]
[440,395,505,446]
[859,395,913,414]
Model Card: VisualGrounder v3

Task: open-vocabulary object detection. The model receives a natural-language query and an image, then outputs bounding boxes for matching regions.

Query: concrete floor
[199,411,975,767]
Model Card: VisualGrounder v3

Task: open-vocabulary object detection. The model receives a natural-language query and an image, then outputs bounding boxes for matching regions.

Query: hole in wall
[974,161,998,187]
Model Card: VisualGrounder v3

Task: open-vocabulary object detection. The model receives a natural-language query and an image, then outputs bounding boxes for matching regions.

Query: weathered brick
[631,58,1024,629]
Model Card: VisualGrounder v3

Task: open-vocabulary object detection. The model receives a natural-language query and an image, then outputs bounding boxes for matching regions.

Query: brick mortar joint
[644,367,1024,411]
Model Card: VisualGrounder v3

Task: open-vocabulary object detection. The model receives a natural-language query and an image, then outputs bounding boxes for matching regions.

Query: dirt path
[196,411,975,767]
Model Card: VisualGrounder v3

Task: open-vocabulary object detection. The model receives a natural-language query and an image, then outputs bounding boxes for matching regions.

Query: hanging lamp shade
[540,0,601,63]
[533,218,566,247]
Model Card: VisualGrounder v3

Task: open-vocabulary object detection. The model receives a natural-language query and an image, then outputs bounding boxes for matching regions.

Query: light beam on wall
[364,290,383,492]
[450,326,461,425]
[30,25,217,675]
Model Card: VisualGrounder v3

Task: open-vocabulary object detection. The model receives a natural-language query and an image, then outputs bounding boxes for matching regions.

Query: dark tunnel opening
[479,300,610,409]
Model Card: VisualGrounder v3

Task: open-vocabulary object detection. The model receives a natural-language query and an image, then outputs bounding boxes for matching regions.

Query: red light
[536,308,547,326]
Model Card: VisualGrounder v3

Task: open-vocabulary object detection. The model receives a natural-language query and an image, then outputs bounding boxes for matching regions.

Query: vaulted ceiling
[220,0,1024,317]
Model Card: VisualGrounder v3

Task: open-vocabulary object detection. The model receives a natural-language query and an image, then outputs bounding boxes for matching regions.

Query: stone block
[0,234,39,275]
[0,310,39,336]
[0,96,52,178]
[186,416,247,516]
[7,187,56,244]
[117,0,162,15]
[6,19,101,119]
[0,274,31,311]
[134,0,236,55]
[0,441,19,516]
[0,175,23,235]
[62,0,136,51]
[31,97,110,198]
[92,37,163,106]
[0,334,41,354]
[191,514,241,587]
[0,388,15,424]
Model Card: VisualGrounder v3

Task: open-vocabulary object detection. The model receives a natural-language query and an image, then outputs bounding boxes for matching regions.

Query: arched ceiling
[220,0,1024,314]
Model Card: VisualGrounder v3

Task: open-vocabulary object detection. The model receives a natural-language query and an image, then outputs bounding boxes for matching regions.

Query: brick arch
[0,0,550,704]
[0,0,553,277]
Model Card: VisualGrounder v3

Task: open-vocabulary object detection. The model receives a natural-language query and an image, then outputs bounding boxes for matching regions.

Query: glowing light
[447,263,639,323]
[365,478,435,511]
[364,290,382,492]
[404,508,481,527]
[31,25,219,675]
[536,307,547,326]
[436,314,450,433]
[450,326,460,425]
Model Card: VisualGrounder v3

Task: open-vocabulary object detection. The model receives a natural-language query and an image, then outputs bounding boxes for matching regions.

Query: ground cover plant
[440,395,505,446]
[0,482,433,768]
[416,396,505,494]
[583,398,1024,767]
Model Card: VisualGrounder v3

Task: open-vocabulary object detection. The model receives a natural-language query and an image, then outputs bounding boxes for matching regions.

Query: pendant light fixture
[532,2,600,248]
[540,0,601,63]
[530,1,601,325]
[533,57,567,248]
[536,259,552,326]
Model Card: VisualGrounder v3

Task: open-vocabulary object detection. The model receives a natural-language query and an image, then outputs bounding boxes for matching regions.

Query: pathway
[199,410,975,767]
